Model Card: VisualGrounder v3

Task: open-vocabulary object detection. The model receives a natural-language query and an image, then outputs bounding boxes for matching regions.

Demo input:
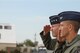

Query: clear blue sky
[0,0,80,44]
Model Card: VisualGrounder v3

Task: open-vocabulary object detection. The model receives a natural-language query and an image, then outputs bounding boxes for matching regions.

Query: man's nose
[50,26,53,31]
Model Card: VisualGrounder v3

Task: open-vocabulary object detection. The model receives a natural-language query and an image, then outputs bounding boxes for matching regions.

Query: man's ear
[68,24,73,31]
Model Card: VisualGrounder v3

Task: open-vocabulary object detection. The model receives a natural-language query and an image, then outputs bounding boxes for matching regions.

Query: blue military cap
[49,15,60,25]
[58,11,80,23]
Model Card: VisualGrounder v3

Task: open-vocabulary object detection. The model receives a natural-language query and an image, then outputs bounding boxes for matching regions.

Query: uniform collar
[66,35,80,47]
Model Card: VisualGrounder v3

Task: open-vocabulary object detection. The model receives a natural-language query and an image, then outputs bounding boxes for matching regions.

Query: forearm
[40,31,56,50]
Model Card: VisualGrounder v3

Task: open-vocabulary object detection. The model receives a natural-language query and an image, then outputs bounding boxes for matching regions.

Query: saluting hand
[57,30,64,42]
[43,25,51,35]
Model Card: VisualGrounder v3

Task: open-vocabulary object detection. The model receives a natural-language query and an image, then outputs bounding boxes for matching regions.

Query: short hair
[66,20,80,33]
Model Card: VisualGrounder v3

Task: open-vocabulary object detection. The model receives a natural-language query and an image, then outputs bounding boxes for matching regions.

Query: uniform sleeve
[70,46,80,53]
[40,31,56,50]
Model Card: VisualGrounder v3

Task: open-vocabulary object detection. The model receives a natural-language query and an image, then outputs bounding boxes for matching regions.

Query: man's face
[59,21,69,38]
[51,23,60,37]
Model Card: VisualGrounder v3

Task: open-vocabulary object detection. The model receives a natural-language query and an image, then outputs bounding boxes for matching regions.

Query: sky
[0,0,80,44]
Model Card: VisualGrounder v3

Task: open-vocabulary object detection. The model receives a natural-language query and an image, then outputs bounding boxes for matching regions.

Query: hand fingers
[44,25,51,30]
[57,30,61,42]
[43,25,51,34]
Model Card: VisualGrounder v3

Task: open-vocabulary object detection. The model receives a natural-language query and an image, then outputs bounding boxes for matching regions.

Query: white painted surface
[0,23,16,43]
